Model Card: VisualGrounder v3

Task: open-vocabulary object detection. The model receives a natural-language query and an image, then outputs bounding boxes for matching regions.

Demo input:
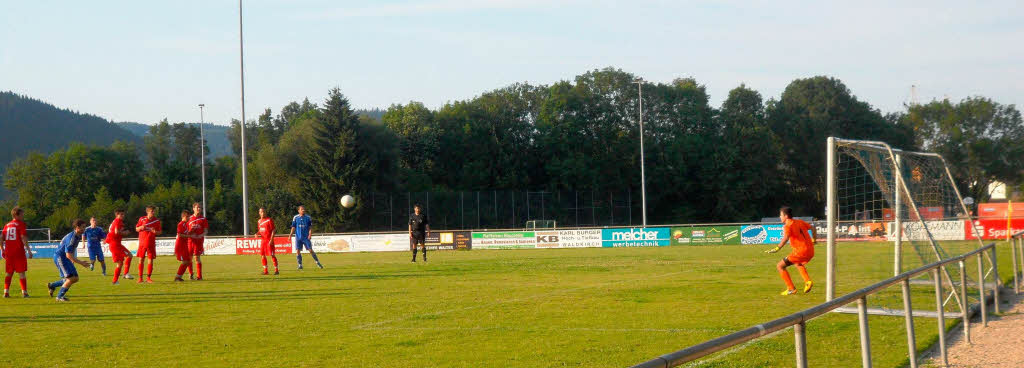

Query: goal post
[825,137,988,316]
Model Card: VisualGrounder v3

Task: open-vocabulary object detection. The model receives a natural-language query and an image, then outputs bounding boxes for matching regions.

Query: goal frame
[825,137,989,312]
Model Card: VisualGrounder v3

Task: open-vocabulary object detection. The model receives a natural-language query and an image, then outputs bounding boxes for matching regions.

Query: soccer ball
[340,195,356,208]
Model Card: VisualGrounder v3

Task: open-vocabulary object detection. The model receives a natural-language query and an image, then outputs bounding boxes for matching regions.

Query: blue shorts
[294,237,313,251]
[55,257,78,278]
[87,245,104,262]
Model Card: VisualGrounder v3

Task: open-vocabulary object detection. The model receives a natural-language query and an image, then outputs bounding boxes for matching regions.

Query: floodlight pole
[238,0,250,235]
[826,137,837,301]
[636,80,648,228]
[198,104,207,217]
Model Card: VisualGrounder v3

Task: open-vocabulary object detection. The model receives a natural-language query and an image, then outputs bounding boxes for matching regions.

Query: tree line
[4,68,1022,237]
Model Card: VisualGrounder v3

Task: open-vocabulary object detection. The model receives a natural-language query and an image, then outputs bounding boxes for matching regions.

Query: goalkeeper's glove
[765,246,781,254]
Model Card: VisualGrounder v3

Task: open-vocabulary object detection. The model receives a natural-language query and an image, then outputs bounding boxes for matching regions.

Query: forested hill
[0,91,141,167]
[117,121,233,159]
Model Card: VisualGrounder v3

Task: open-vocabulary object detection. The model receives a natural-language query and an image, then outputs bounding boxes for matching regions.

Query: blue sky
[2,1,1021,126]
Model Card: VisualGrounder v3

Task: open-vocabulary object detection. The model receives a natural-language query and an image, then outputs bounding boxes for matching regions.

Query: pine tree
[299,88,369,231]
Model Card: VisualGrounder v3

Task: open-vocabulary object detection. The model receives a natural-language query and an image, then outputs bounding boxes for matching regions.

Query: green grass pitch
[1,241,1016,367]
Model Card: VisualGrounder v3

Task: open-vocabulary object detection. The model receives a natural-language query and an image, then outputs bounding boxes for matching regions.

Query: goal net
[827,137,988,316]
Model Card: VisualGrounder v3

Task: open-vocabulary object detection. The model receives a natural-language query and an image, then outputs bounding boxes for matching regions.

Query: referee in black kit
[409,204,430,262]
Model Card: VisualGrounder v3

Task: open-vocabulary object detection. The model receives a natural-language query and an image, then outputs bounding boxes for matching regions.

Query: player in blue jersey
[82,217,108,275]
[47,219,91,302]
[287,205,322,270]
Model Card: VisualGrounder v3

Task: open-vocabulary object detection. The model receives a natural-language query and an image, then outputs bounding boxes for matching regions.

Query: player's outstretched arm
[766,235,790,253]
[67,252,90,267]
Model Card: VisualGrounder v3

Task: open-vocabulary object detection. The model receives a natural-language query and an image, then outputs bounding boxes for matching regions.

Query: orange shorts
[784,254,812,266]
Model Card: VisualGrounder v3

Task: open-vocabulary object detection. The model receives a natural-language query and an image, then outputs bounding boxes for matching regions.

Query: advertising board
[887,220,965,241]
[235,236,293,255]
[351,233,410,252]
[471,231,536,249]
[670,226,741,245]
[740,224,784,245]
[601,228,671,247]
[965,219,1024,240]
[555,229,602,248]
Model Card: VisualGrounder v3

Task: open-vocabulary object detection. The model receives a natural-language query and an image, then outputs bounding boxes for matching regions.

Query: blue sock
[49,280,64,289]
[101,263,107,274]
[57,287,69,298]
[310,251,320,263]
[296,253,303,265]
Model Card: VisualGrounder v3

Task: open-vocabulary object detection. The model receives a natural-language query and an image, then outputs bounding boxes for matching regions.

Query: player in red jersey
[107,209,135,284]
[257,207,279,275]
[187,202,208,280]
[766,206,817,295]
[3,206,32,298]
[135,205,162,283]
[173,209,192,282]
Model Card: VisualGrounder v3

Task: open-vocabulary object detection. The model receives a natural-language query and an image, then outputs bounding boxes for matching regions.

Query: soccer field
[1,242,1016,367]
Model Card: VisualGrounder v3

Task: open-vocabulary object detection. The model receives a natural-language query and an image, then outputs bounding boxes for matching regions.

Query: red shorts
[175,241,192,262]
[261,238,275,256]
[189,239,205,256]
[4,256,27,273]
[110,243,132,263]
[137,242,157,260]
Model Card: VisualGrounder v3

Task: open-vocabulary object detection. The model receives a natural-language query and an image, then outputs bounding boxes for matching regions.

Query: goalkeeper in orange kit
[765,207,816,295]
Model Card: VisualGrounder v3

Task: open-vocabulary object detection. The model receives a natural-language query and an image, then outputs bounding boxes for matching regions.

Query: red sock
[3,276,10,290]
[138,260,145,277]
[197,263,203,278]
[261,256,268,267]
[176,264,187,277]
[272,256,278,268]
[18,278,26,292]
[124,258,133,274]
[187,263,194,275]
[147,263,153,277]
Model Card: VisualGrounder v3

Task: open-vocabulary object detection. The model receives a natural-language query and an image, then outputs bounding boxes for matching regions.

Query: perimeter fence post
[933,268,947,367]
[902,279,918,368]
[794,321,808,368]
[857,297,872,368]
[959,260,970,344]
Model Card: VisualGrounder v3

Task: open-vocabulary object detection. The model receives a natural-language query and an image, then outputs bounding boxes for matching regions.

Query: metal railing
[633,241,1006,368]
[1010,230,1024,295]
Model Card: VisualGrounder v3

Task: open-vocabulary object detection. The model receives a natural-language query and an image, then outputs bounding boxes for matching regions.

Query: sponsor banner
[965,219,1024,240]
[28,242,60,258]
[670,226,741,245]
[426,231,472,250]
[351,233,409,252]
[535,231,560,248]
[156,239,176,255]
[740,224,784,245]
[813,222,886,242]
[310,234,353,253]
[471,231,536,249]
[555,229,602,248]
[235,236,293,255]
[978,203,1014,219]
[453,231,472,250]
[911,207,945,221]
[601,228,671,247]
[886,220,965,241]
[202,237,237,255]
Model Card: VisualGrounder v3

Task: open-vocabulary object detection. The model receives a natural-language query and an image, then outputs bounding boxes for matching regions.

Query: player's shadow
[0,313,168,324]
